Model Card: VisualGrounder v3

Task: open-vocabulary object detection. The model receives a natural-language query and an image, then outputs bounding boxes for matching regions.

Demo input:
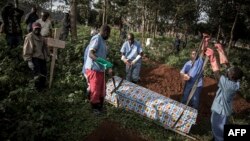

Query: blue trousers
[181,84,202,109]
[126,62,141,83]
[211,111,228,141]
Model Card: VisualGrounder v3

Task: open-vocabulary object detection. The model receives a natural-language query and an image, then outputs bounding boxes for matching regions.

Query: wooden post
[48,28,64,88]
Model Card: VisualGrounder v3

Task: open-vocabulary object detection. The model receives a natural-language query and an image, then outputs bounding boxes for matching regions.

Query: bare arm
[89,49,97,61]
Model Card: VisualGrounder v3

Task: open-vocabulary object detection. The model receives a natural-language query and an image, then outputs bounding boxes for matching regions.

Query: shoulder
[185,60,192,65]
[25,32,33,39]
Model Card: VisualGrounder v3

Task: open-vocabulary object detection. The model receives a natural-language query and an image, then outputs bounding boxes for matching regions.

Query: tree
[70,0,77,41]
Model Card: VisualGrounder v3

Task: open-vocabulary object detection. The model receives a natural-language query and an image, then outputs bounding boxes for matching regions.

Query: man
[1,3,24,48]
[59,12,70,41]
[23,22,49,91]
[36,12,52,37]
[180,49,204,109]
[85,25,113,114]
[174,35,181,53]
[205,48,243,141]
[24,6,39,33]
[120,33,143,83]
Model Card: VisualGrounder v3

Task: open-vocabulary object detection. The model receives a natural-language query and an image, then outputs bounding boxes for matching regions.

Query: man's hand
[205,48,214,57]
[28,61,34,70]
[121,55,131,66]
[108,68,114,77]
[183,74,190,81]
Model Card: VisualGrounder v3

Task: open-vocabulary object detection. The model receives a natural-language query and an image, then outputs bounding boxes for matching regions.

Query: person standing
[205,48,243,141]
[23,22,49,91]
[180,49,204,109]
[120,33,143,83]
[174,35,181,53]
[84,25,113,114]
[36,11,52,37]
[24,6,39,33]
[1,3,24,48]
[59,12,70,41]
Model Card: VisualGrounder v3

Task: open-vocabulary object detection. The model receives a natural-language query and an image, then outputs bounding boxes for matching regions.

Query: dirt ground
[84,58,250,141]
[139,59,250,118]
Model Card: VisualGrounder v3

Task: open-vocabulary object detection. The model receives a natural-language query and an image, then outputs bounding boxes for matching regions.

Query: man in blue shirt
[85,25,112,114]
[205,48,243,141]
[180,50,204,109]
[120,33,143,83]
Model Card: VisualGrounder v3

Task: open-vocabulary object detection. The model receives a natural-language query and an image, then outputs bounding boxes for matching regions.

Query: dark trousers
[32,58,47,90]
[6,34,22,48]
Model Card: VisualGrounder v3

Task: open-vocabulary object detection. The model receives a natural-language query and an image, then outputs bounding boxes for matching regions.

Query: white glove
[121,55,127,62]
[131,55,141,65]
[28,61,34,70]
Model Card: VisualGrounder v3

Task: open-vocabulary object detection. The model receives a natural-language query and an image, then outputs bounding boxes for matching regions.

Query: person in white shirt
[36,11,52,37]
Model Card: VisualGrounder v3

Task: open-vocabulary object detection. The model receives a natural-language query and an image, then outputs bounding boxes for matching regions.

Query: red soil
[139,62,250,118]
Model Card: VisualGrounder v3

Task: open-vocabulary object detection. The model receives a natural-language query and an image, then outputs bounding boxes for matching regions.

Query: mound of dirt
[139,62,250,118]
[83,120,147,141]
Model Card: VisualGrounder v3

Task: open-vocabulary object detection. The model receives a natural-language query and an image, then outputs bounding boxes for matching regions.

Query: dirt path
[139,58,250,118]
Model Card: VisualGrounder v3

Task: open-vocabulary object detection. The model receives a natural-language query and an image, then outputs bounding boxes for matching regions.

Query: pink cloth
[205,48,219,72]
[214,43,228,64]
[86,69,105,104]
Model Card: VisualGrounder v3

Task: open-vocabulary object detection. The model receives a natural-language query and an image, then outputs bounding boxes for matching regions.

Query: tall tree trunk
[141,1,146,47]
[14,0,18,8]
[216,24,221,41]
[171,13,178,37]
[70,0,77,41]
[227,10,239,55]
[102,0,107,25]
[153,9,159,38]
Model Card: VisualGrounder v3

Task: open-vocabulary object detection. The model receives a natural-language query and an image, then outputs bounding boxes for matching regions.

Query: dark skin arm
[89,49,113,75]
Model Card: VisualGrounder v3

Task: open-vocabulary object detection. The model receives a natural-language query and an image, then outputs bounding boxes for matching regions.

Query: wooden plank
[47,38,65,49]
[49,28,63,88]
[53,28,61,39]
[49,47,57,88]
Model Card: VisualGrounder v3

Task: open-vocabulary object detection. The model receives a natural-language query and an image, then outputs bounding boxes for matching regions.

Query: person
[1,3,24,48]
[36,11,52,37]
[182,34,188,48]
[84,25,113,114]
[23,22,49,91]
[180,49,204,109]
[24,6,39,33]
[174,35,181,53]
[205,48,243,141]
[120,33,143,83]
[59,12,70,41]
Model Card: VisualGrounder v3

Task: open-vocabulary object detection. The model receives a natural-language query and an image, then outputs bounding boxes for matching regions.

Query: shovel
[111,77,124,107]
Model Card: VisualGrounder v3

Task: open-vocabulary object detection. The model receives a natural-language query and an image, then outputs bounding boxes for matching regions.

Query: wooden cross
[47,28,65,88]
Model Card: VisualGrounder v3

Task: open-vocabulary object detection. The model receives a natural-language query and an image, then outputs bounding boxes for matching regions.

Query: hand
[124,59,131,66]
[28,61,34,70]
[202,33,209,38]
[108,68,114,76]
[214,43,224,52]
[183,74,190,81]
[205,48,214,57]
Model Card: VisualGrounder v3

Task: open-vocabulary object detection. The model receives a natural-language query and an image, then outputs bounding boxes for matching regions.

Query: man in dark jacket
[25,6,39,33]
[1,3,24,48]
